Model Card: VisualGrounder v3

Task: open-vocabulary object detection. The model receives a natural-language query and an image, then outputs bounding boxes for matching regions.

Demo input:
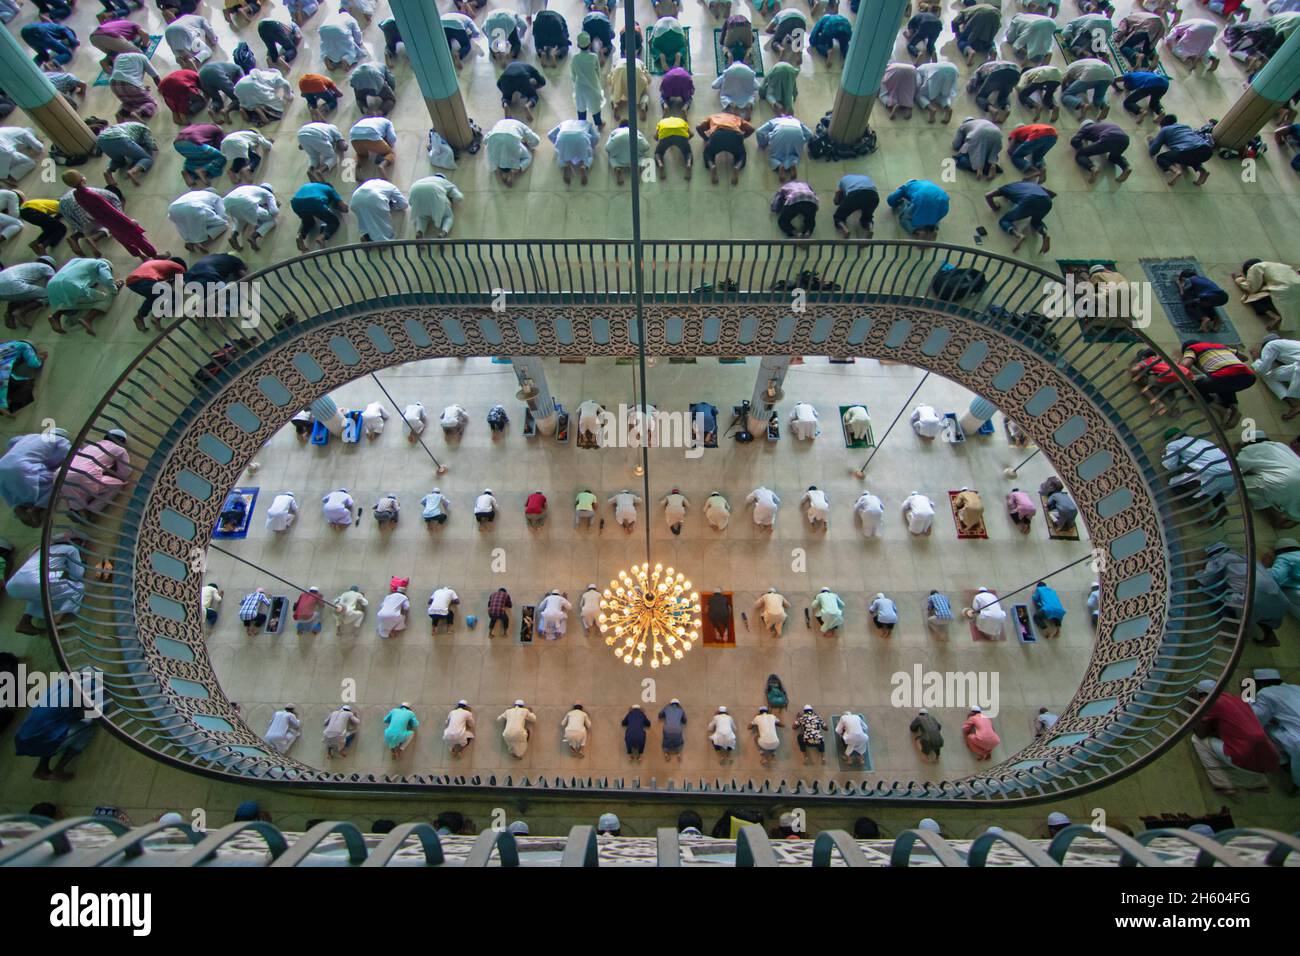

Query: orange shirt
[298,74,340,95]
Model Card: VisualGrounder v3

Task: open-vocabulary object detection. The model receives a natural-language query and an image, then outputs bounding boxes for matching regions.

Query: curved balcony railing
[40,239,1253,806]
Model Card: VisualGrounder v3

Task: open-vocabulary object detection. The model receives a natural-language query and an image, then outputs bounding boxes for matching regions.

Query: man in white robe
[265,491,298,532]
[577,399,605,444]
[1253,335,1300,418]
[970,587,1006,637]
[562,704,591,754]
[332,585,368,632]
[167,189,228,248]
[704,491,731,530]
[854,490,884,536]
[361,400,388,437]
[223,183,279,251]
[789,401,819,440]
[902,491,935,534]
[754,588,789,635]
[441,403,468,435]
[499,699,536,757]
[264,705,301,754]
[409,175,463,238]
[836,712,870,761]
[801,485,830,528]
[322,488,355,527]
[485,118,540,184]
[403,402,427,440]
[539,589,572,639]
[608,489,642,530]
[747,486,781,528]
[911,403,944,438]
[351,178,407,242]
[579,584,602,635]
[708,705,738,752]
[443,702,476,754]
[843,404,871,440]
[1252,669,1300,788]
[376,586,409,638]
[165,14,219,70]
[297,122,346,178]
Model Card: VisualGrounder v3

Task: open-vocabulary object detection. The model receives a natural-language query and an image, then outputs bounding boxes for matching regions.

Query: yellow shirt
[21,199,60,215]
[656,116,690,140]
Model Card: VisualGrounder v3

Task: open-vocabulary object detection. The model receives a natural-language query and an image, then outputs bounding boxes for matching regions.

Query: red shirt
[525,492,547,515]
[126,259,186,285]
[298,73,340,94]
[1010,124,1057,144]
[159,71,203,115]
[1203,696,1279,773]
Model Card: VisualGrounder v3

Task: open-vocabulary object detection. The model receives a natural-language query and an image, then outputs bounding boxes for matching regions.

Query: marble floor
[0,0,1297,831]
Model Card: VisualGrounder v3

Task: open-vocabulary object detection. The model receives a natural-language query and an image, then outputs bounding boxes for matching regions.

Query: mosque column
[1212,27,1300,151]
[749,356,791,434]
[826,0,911,144]
[959,396,997,435]
[0,28,96,156]
[389,0,475,150]
[510,356,558,435]
[310,395,347,436]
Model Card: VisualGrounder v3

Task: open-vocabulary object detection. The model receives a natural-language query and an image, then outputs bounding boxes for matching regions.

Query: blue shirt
[886,180,949,228]
[1118,71,1169,92]
[1148,123,1209,156]
[927,592,954,620]
[291,182,342,212]
[1033,585,1066,622]
[838,174,877,196]
[811,14,853,44]
[1184,274,1225,301]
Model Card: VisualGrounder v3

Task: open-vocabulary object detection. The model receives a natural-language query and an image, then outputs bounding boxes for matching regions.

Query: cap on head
[1195,679,1217,695]
[514,698,525,707]
[918,818,940,832]
[1047,811,1070,827]
[969,705,983,713]
[1088,264,1107,275]
[597,812,620,831]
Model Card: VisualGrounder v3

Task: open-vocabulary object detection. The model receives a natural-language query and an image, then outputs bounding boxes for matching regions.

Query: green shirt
[575,491,598,512]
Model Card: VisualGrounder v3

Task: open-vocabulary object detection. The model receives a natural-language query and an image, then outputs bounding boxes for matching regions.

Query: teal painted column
[748,357,790,433]
[1213,27,1300,150]
[389,0,474,149]
[0,26,95,156]
[511,356,558,435]
[827,0,911,143]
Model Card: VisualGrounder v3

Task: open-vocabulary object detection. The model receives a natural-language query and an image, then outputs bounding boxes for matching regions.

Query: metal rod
[209,542,318,600]
[971,552,1098,613]
[368,371,446,473]
[1004,445,1042,477]
[855,371,930,475]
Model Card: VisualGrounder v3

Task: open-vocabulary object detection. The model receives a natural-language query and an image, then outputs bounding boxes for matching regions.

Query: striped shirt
[97,122,158,153]
[239,592,270,619]
[927,593,953,620]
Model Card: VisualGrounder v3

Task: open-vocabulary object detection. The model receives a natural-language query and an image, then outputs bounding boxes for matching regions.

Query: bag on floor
[233,42,257,73]
[930,264,987,302]
[427,129,457,170]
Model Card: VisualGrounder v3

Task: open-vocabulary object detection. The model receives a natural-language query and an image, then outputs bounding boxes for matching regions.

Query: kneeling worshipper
[1,429,71,525]
[499,699,537,757]
[970,587,1006,637]
[1252,335,1300,419]
[1191,679,1278,794]
[1251,670,1300,789]
[376,579,410,638]
[1162,432,1234,504]
[962,706,1000,760]
[1199,541,1288,646]
[1236,433,1300,525]
[5,537,84,634]
[539,589,572,639]
[811,587,845,634]
[265,491,298,532]
[60,430,131,514]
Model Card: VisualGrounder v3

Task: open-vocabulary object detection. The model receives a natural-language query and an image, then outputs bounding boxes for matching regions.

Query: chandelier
[599,563,701,668]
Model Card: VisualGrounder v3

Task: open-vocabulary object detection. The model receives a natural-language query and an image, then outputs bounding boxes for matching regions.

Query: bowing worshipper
[577,400,606,443]
[46,258,122,336]
[485,117,540,187]
[969,587,1007,638]
[582,8,616,64]
[750,706,782,763]
[758,60,800,116]
[953,487,984,534]
[220,130,273,186]
[795,705,828,764]
[608,489,642,531]
[239,587,270,634]
[708,706,738,756]
[173,124,227,187]
[1061,11,1114,59]
[407,175,463,238]
[952,116,1004,181]
[1018,64,1062,123]
[801,485,830,529]
[755,588,790,635]
[1112,70,1169,123]
[123,256,185,332]
[693,112,751,185]
[320,9,368,70]
[1007,123,1058,180]
[1006,12,1057,65]
[484,8,527,61]
[789,401,819,439]
[6,539,84,634]
[809,11,852,62]
[880,62,919,119]
[350,178,407,242]
[1006,487,1037,532]
[925,591,954,636]
[1251,669,1300,790]
[19,195,66,256]
[837,712,870,764]
[911,708,944,761]
[1236,433,1300,526]
[332,585,368,633]
[661,488,690,534]
[349,116,397,176]
[1148,114,1215,185]
[168,189,228,251]
[747,485,781,529]
[473,488,500,528]
[258,16,303,67]
[916,60,958,124]
[985,180,1055,254]
[609,56,650,123]
[579,584,602,635]
[90,19,151,70]
[443,702,475,756]
[426,584,459,632]
[321,487,355,527]
[107,50,161,122]
[812,588,845,634]
[300,73,343,120]
[224,183,279,251]
[767,7,809,64]
[651,115,693,179]
[1269,539,1300,617]
[60,171,157,260]
[1045,485,1079,533]
[869,592,898,632]
[202,582,223,629]
[1252,335,1300,418]
[1061,57,1116,120]
[571,35,606,126]
[905,8,943,63]
[234,68,294,126]
[968,60,1021,123]
[1071,120,1132,183]
[562,703,592,756]
[659,699,688,756]
[1199,541,1288,646]
[888,178,949,237]
[292,587,326,634]
[1235,260,1300,335]
[953,1,1001,64]
[499,699,536,757]
[704,490,731,530]
[61,430,131,514]
[441,403,469,436]
[962,705,1000,760]
[497,61,547,120]
[756,115,814,182]
[538,589,572,639]
[200,61,247,123]
[1167,18,1220,69]
[264,491,298,532]
[165,13,219,72]
[714,61,759,118]
[323,704,360,758]
[549,118,600,185]
[1031,581,1066,637]
[421,488,450,526]
[291,181,349,250]
[533,8,571,66]
[911,403,944,438]
[660,65,694,111]
[623,704,651,759]
[89,120,158,189]
[854,489,884,536]
[649,15,687,70]
[721,12,754,66]
[159,69,207,125]
[1180,340,1255,425]
[376,579,410,638]
[0,339,42,417]
[383,703,418,757]
[298,122,348,181]
[1163,432,1234,504]
[264,704,301,754]
[843,404,871,440]
[0,262,56,331]
[402,402,427,440]
[1191,680,1278,793]
[902,490,936,535]
[606,122,652,185]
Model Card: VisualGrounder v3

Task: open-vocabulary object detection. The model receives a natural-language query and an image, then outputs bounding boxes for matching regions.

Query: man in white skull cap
[836,711,870,763]
[443,700,475,755]
[969,587,1007,638]
[579,583,603,635]
[854,489,884,537]
[403,402,427,440]
[789,400,819,440]
[322,703,360,758]
[911,403,944,438]
[902,490,935,535]
[538,589,571,639]
[754,587,790,636]
[499,698,536,757]
[265,491,298,532]
[264,703,301,754]
[801,484,830,529]
[708,704,738,753]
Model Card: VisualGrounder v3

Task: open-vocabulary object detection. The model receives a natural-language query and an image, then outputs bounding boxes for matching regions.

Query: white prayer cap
[802,704,813,711]
[717,705,727,713]
[758,705,768,713]
[1047,811,1070,827]
[550,589,559,595]
[875,592,884,600]
[1091,581,1100,589]
[340,704,352,711]
[986,826,1003,835]
[1188,823,1215,837]
[400,701,411,709]
[768,587,777,592]
[456,699,468,706]
[670,698,679,704]
[588,583,597,590]
[106,428,127,442]
[484,488,492,494]
[918,708,928,715]
[977,587,989,593]
[1253,668,1282,681]
[158,812,184,826]
[969,705,983,713]
[918,818,940,832]
[514,698,525,706]
[259,182,274,192]
[1195,679,1217,694]
[507,820,529,835]
[432,487,440,494]
[284,703,296,712]
[820,587,829,593]
[779,812,795,827]
[598,813,620,832]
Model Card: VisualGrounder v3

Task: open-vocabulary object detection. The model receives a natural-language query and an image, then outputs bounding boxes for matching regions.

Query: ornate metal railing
[2,816,1296,867]
[40,239,1252,805]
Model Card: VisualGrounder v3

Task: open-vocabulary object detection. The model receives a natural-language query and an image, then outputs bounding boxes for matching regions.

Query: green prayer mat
[711,27,765,77]
[93,35,162,86]
[647,26,691,75]
[839,404,874,449]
